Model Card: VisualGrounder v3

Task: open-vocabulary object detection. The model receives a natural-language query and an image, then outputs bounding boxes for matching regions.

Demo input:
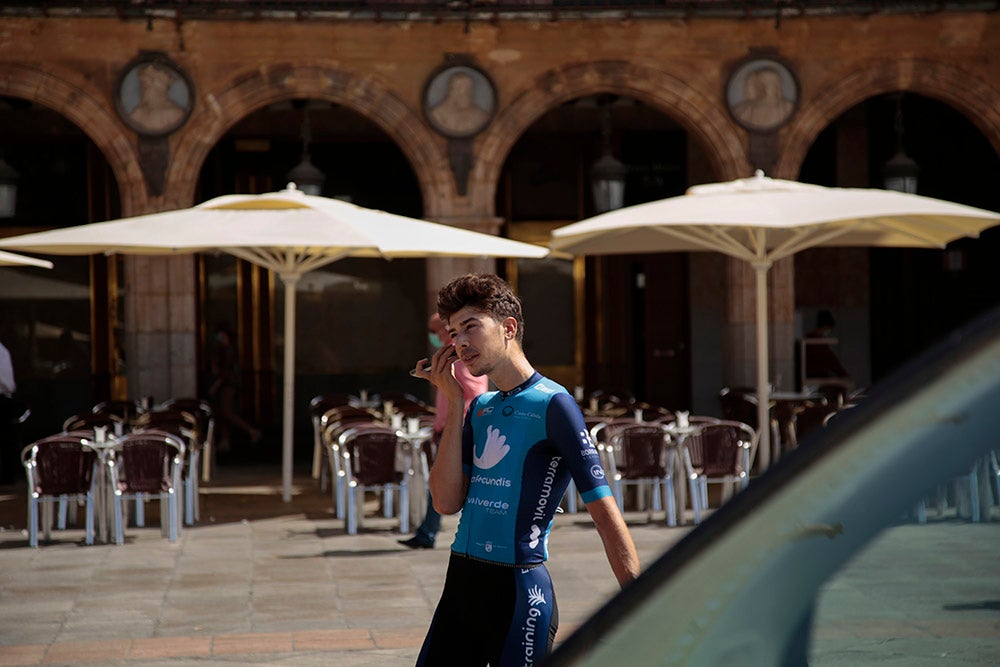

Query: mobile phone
[409,349,457,376]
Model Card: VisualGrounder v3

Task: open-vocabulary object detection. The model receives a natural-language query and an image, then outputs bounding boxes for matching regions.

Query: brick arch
[168,63,445,212]
[0,62,145,215]
[778,59,1000,178]
[471,60,750,214]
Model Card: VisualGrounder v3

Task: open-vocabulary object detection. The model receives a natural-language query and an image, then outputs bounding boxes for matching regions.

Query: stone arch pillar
[0,62,145,215]
[0,64,199,403]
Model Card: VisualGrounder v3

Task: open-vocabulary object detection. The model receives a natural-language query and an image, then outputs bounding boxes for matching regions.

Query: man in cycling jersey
[411,273,640,666]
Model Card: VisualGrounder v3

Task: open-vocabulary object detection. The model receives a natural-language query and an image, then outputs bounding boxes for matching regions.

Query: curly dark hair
[437,274,524,343]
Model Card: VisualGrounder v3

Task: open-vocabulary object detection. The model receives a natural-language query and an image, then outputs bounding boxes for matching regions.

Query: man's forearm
[603,528,641,588]
[428,396,468,514]
[588,495,641,588]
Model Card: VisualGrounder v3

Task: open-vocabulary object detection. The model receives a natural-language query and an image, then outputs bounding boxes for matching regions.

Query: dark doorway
[499,94,692,404]
[596,254,690,409]
[197,98,426,463]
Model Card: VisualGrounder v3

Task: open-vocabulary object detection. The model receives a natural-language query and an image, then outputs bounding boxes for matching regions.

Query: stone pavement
[0,465,689,666]
[0,465,997,666]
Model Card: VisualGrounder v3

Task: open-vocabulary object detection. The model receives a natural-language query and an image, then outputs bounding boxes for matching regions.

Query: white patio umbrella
[0,184,549,501]
[0,249,53,269]
[551,171,1000,470]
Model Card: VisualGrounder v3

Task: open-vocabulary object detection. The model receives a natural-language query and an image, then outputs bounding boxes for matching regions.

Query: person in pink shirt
[399,313,488,549]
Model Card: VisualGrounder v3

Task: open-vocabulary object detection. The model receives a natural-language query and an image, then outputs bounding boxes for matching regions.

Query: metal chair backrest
[160,398,213,434]
[591,417,641,445]
[685,420,756,477]
[340,426,402,487]
[21,433,98,496]
[612,424,672,479]
[322,405,378,428]
[109,430,183,494]
[822,403,857,429]
[136,409,199,447]
[718,387,763,429]
[62,412,123,433]
[324,413,381,446]
[310,393,359,418]
[795,400,837,442]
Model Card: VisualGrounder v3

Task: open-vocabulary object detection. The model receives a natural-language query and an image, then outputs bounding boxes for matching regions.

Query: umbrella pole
[281,272,300,503]
[754,262,771,474]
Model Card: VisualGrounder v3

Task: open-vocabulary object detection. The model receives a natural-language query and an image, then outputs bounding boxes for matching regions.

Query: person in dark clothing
[208,323,261,451]
[804,309,851,381]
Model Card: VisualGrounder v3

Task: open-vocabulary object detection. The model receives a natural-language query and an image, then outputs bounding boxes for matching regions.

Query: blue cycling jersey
[451,372,612,566]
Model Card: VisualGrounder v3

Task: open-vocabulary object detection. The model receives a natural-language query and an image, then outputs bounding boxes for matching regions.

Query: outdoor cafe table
[770,389,824,458]
[661,422,704,525]
[392,417,433,530]
[86,426,120,544]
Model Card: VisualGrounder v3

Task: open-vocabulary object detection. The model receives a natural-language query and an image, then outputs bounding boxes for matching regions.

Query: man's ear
[503,316,518,340]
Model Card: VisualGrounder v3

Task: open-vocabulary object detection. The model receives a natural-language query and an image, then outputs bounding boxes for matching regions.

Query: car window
[545,306,1000,667]
[811,498,999,664]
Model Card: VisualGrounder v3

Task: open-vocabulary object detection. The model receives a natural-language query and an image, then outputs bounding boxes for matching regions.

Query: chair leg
[565,480,578,514]
[969,466,980,523]
[335,474,346,521]
[135,493,145,527]
[689,477,702,525]
[167,491,179,543]
[635,482,647,512]
[191,451,201,522]
[347,485,357,535]
[326,454,338,515]
[383,487,393,518]
[312,428,323,480]
[613,479,624,511]
[934,484,947,516]
[113,495,125,545]
[700,477,709,513]
[651,480,662,512]
[85,490,95,545]
[184,478,195,526]
[42,501,53,542]
[914,498,927,524]
[990,451,1000,507]
[399,481,409,534]
[664,478,677,528]
[57,495,69,530]
[28,498,38,548]
[201,439,213,483]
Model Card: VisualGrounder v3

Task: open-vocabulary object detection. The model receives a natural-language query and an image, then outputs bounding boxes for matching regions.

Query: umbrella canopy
[0,249,53,269]
[551,171,1000,469]
[0,268,89,300]
[0,184,549,501]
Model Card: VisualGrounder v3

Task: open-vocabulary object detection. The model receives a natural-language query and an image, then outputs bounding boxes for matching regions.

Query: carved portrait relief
[116,54,194,136]
[726,57,799,133]
[423,65,496,139]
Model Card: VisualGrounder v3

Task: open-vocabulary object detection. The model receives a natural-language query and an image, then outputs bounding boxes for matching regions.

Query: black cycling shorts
[416,553,558,667]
